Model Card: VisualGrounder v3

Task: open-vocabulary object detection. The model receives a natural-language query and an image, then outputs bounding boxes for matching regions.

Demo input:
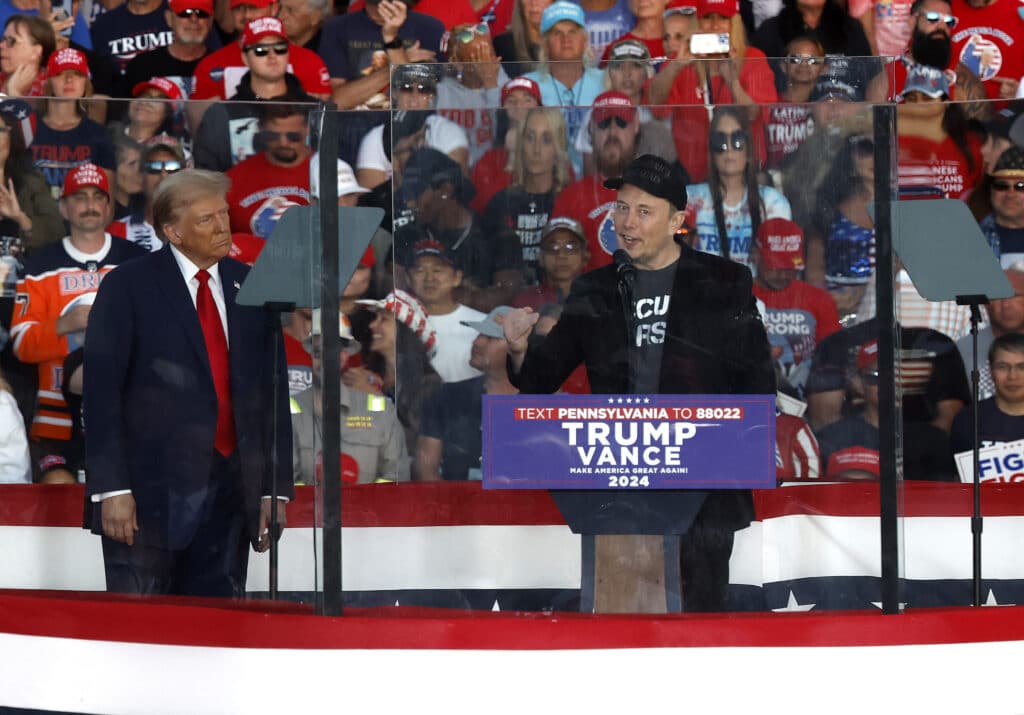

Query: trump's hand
[101,493,138,546]
[257,497,287,553]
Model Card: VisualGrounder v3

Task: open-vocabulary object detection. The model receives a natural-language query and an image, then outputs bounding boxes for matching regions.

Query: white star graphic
[772,591,815,612]
[608,397,615,404]
[625,397,633,404]
[644,397,650,404]
[617,397,623,404]
[984,589,1015,607]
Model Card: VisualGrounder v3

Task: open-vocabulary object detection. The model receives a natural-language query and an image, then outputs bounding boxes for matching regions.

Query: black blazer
[83,245,293,550]
[512,243,776,530]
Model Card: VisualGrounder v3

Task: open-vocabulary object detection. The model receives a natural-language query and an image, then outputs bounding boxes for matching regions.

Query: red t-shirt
[469,146,511,214]
[754,279,841,369]
[654,47,778,183]
[764,102,814,169]
[599,32,666,65]
[190,42,330,100]
[951,0,1024,99]
[225,153,312,236]
[898,132,982,200]
[229,232,266,265]
[551,176,618,271]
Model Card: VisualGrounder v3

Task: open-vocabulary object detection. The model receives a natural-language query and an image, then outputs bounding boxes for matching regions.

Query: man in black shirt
[503,154,774,611]
[951,332,1024,452]
[119,0,216,100]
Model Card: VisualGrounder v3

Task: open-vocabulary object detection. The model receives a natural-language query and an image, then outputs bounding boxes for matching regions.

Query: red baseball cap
[664,0,698,17]
[47,48,89,78]
[826,447,880,480]
[242,16,287,46]
[856,340,879,371]
[169,0,214,13]
[756,218,804,271]
[501,76,542,106]
[132,77,183,101]
[62,163,109,198]
[697,0,738,17]
[592,91,636,124]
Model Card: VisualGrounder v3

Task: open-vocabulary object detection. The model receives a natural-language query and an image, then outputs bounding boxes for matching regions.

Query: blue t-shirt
[576,0,634,59]
[317,10,445,80]
[90,4,220,74]
[31,119,116,200]
[0,0,91,49]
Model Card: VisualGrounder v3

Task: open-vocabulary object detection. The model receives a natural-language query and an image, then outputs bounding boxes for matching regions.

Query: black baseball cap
[604,154,688,210]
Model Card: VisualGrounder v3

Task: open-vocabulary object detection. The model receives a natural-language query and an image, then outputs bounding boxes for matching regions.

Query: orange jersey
[10,235,145,440]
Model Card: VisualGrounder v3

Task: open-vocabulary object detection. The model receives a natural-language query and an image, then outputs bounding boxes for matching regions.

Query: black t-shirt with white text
[629,260,676,394]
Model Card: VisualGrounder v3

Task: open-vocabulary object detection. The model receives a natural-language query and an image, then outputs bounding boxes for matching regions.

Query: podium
[482,393,775,614]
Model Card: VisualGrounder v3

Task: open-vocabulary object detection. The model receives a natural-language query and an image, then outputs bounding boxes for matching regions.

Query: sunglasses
[175,8,211,18]
[710,129,747,153]
[245,42,288,57]
[453,22,490,44]
[916,10,957,28]
[786,54,824,65]
[398,82,435,94]
[596,116,629,129]
[143,160,183,174]
[259,130,305,143]
[541,242,583,255]
[992,179,1024,193]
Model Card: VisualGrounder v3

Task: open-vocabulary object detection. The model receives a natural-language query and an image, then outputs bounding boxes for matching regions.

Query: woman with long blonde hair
[483,106,571,284]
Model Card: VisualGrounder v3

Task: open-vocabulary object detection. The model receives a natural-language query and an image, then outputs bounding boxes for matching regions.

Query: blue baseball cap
[899,64,950,101]
[541,1,586,34]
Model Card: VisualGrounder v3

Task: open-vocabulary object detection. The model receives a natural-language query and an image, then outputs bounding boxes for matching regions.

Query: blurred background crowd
[1,0,1024,488]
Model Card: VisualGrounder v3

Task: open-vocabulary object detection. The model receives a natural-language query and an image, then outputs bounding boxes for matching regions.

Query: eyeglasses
[0,35,23,48]
[991,179,1024,193]
[595,116,629,130]
[244,42,288,57]
[541,242,583,255]
[710,129,747,153]
[916,10,957,28]
[175,8,211,18]
[259,130,305,143]
[398,82,435,94]
[992,361,1024,375]
[143,160,183,174]
[785,54,824,65]
[453,22,490,44]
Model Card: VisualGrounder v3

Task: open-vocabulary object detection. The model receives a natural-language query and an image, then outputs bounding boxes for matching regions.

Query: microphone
[613,248,636,288]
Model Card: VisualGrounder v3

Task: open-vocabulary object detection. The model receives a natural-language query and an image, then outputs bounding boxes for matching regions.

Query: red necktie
[195,269,236,456]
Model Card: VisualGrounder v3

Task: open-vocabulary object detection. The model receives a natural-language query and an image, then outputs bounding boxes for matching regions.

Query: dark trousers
[680,501,736,613]
[102,452,250,598]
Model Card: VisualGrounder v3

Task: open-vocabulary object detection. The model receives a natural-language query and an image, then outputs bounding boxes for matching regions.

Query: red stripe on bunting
[4,482,1024,529]
[1,590,1024,650]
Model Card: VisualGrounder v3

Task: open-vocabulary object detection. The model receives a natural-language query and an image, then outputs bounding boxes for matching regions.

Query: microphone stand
[614,250,636,389]
[957,294,988,606]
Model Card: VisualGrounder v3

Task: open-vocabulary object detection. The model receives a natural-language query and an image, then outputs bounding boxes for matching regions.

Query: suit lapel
[154,245,212,377]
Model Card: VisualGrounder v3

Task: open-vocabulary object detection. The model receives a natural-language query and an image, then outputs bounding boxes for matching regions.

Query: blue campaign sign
[482,394,776,490]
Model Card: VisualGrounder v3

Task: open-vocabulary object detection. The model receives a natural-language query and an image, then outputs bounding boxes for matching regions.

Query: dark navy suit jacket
[83,244,293,550]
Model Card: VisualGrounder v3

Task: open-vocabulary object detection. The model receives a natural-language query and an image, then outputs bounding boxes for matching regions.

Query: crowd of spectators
[1,0,1024,488]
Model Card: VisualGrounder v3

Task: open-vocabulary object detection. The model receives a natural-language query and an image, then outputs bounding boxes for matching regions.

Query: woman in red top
[646,0,777,182]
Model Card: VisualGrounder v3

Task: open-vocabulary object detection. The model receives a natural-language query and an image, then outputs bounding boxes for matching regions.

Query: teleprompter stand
[891,199,1012,606]
[237,192,382,610]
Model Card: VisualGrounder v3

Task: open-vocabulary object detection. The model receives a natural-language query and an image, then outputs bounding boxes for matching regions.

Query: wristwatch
[383,37,403,50]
